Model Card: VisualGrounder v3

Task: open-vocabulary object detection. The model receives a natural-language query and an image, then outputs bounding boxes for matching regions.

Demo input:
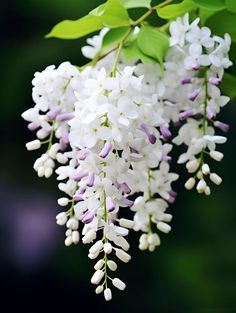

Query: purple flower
[207,107,216,120]
[179,110,194,120]
[47,107,61,120]
[140,123,157,144]
[81,212,94,224]
[28,122,39,131]
[209,77,221,86]
[181,77,193,85]
[214,121,230,133]
[160,125,172,140]
[57,113,74,122]
[106,197,115,212]
[87,172,95,187]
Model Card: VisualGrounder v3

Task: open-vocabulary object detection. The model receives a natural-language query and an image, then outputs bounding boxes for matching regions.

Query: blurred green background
[1,1,236,312]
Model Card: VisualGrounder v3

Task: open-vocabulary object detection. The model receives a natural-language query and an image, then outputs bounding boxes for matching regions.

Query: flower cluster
[22,14,232,300]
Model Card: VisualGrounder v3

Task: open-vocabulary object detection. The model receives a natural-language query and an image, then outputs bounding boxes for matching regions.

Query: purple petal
[28,122,39,131]
[87,172,95,187]
[160,125,172,139]
[119,183,131,194]
[207,107,216,120]
[214,121,230,133]
[81,212,94,224]
[57,113,74,122]
[192,62,200,71]
[106,197,115,212]
[73,170,88,182]
[181,77,193,85]
[99,142,113,158]
[47,107,61,120]
[60,132,69,151]
[179,110,194,120]
[188,90,200,101]
[120,197,134,208]
[209,77,221,86]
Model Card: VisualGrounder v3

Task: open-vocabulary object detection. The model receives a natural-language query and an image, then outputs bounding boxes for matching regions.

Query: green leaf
[100,27,130,54]
[225,0,236,13]
[199,8,218,23]
[206,11,236,42]
[46,15,103,39]
[221,72,236,99]
[46,0,130,39]
[102,0,130,27]
[121,0,151,9]
[192,0,226,11]
[123,38,156,63]
[157,0,197,20]
[137,25,169,65]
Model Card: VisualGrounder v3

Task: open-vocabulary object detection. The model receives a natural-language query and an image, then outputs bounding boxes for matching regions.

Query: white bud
[33,158,43,170]
[157,222,171,234]
[91,270,104,285]
[139,233,148,244]
[89,240,103,255]
[26,139,41,151]
[72,231,80,244]
[112,278,126,291]
[162,214,172,222]
[66,218,78,230]
[139,242,148,251]
[88,252,99,259]
[202,163,210,175]
[65,229,72,237]
[107,260,117,271]
[210,173,222,185]
[115,249,131,263]
[56,153,68,164]
[148,233,161,245]
[45,167,53,178]
[197,170,203,179]
[45,158,54,168]
[94,259,104,271]
[209,150,224,162]
[48,143,59,158]
[95,285,104,294]
[56,212,67,226]
[104,288,112,301]
[115,236,130,251]
[82,229,96,244]
[64,236,72,247]
[37,166,45,177]
[148,244,156,252]
[186,159,199,173]
[196,179,207,193]
[204,186,211,196]
[57,197,69,206]
[36,129,48,140]
[103,242,112,254]
[184,177,196,190]
[119,218,134,229]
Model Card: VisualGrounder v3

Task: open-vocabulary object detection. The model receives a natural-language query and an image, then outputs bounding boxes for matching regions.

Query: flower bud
[104,242,112,254]
[210,173,222,185]
[107,260,117,271]
[56,212,67,226]
[119,218,134,229]
[202,163,210,175]
[115,249,131,263]
[57,197,69,206]
[157,222,171,234]
[184,177,196,190]
[186,159,199,173]
[196,179,207,193]
[95,285,104,294]
[91,270,104,285]
[94,259,104,271]
[112,278,126,291]
[72,231,80,244]
[89,240,103,255]
[45,167,53,178]
[26,139,41,151]
[148,233,160,245]
[104,288,112,301]
[64,236,72,247]
[82,229,96,244]
[66,218,78,230]
[209,151,224,162]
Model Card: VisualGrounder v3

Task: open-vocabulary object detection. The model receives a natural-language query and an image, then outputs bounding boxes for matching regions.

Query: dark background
[1,1,236,312]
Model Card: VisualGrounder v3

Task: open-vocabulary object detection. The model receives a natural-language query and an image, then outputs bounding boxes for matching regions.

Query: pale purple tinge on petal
[160,125,172,140]
[192,62,200,70]
[120,197,134,208]
[99,142,113,158]
[207,107,216,119]
[87,172,95,187]
[214,121,230,133]
[73,170,88,182]
[47,107,61,120]
[28,122,39,131]
[209,77,221,86]
[181,77,193,85]
[57,113,75,122]
[140,123,157,144]
[188,89,200,101]
[60,132,69,151]
[179,110,194,120]
[81,212,94,224]
[119,182,131,194]
[106,196,115,212]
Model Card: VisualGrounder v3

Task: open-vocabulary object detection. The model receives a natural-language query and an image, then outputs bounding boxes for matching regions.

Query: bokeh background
[1,1,236,312]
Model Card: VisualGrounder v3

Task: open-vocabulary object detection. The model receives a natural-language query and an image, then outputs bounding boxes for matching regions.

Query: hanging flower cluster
[22,10,232,301]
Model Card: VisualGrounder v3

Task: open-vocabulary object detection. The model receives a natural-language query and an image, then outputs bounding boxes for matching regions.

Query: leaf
[123,38,156,63]
[157,0,197,20]
[221,72,236,99]
[206,11,236,42]
[199,8,218,24]
[100,27,130,54]
[137,25,169,65]
[225,0,236,13]
[46,0,130,39]
[46,15,103,39]
[121,0,151,9]
[102,0,130,27]
[192,0,226,11]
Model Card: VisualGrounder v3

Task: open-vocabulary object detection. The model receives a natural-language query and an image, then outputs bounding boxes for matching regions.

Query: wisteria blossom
[22,11,232,301]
